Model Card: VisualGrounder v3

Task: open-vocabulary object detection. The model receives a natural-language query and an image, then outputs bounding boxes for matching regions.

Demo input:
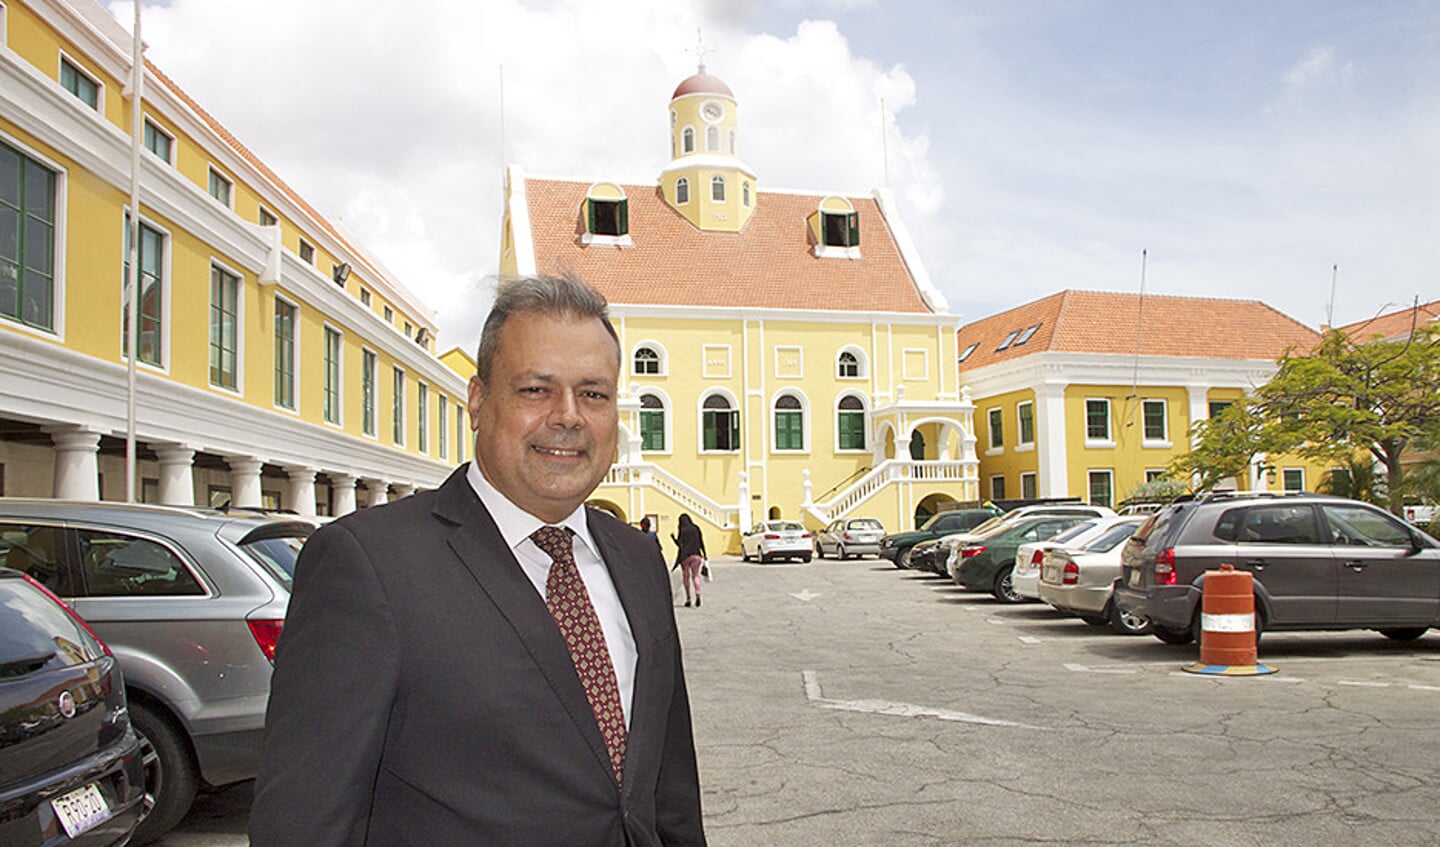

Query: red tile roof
[956,290,1320,370]
[521,178,935,313]
[1337,300,1440,342]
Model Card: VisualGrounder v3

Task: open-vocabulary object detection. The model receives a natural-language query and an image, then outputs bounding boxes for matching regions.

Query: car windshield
[1050,520,1099,544]
[767,522,804,532]
[1080,521,1141,553]
[240,534,308,590]
[848,519,882,530]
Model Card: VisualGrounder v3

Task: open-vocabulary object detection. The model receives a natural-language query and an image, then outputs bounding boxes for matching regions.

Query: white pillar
[45,425,102,501]
[153,444,197,506]
[1185,385,1210,448]
[330,473,358,516]
[364,478,389,507]
[1033,384,1069,498]
[226,456,264,509]
[286,467,318,516]
[391,483,416,500]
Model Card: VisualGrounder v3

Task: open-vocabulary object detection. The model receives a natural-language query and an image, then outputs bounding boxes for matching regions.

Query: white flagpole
[125,1,144,503]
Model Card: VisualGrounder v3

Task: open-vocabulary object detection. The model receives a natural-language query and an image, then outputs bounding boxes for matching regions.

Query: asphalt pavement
[158,553,1440,846]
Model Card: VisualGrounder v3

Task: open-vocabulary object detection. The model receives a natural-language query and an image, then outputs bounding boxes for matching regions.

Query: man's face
[469,312,620,524]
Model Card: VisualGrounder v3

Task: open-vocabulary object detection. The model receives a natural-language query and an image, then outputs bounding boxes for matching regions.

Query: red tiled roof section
[1337,300,1440,342]
[523,179,933,313]
[957,290,1320,370]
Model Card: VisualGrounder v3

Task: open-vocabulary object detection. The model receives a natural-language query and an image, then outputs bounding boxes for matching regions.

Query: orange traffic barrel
[1182,564,1276,676]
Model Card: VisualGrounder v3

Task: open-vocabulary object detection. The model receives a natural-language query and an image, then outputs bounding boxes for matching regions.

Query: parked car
[879,508,996,569]
[0,499,314,843]
[1114,492,1440,645]
[814,518,885,559]
[1012,519,1105,600]
[0,567,145,846]
[948,515,1093,602]
[741,520,813,563]
[1038,516,1148,634]
[935,503,1120,583]
[905,536,952,576]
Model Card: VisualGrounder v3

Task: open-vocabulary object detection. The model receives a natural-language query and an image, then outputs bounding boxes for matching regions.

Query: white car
[937,503,1119,579]
[1012,519,1104,600]
[741,520,813,563]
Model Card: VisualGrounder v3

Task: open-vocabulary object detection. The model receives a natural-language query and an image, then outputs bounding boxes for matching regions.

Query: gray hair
[475,275,621,385]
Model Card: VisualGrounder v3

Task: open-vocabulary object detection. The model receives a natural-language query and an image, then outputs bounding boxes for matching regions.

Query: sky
[112,0,1440,352]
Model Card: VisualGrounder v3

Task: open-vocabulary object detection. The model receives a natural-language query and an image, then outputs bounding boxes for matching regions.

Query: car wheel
[741,547,750,562]
[896,547,914,569]
[815,542,825,559]
[801,554,812,563]
[760,553,771,564]
[1379,627,1429,641]
[1107,600,1152,636]
[836,543,847,560]
[130,700,200,846]
[992,566,1022,604]
[1152,626,1195,645]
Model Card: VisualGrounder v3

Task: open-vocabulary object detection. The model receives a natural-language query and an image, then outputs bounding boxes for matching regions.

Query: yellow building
[501,67,978,553]
[956,290,1328,506]
[0,0,467,512]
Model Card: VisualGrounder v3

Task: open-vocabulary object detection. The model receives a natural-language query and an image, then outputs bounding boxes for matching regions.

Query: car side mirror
[1408,530,1426,555]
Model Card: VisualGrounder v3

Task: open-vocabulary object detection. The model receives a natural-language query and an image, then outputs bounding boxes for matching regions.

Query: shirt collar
[466,460,599,558]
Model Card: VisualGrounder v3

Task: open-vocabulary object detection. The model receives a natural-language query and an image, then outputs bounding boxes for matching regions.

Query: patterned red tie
[531,526,627,783]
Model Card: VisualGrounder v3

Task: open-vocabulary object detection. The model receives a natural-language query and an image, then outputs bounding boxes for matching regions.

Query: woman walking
[672,513,707,608]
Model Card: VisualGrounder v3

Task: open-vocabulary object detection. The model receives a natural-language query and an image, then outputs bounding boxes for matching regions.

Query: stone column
[364,478,389,507]
[45,425,102,501]
[1034,384,1068,498]
[330,473,359,516]
[226,456,265,509]
[153,444,198,506]
[391,483,417,501]
[286,467,319,516]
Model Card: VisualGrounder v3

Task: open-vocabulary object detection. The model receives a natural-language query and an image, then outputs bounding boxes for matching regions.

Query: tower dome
[672,71,734,100]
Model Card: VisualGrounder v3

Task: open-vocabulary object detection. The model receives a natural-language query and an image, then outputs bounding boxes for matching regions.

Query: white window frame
[2,131,68,341]
[711,175,726,202]
[142,117,175,166]
[675,177,689,205]
[1084,398,1114,447]
[360,346,378,437]
[1088,469,1114,508]
[1016,400,1035,452]
[207,166,234,209]
[771,390,810,454]
[986,407,1004,454]
[119,207,173,374]
[631,341,668,376]
[273,294,301,414]
[1145,468,1167,484]
[58,52,103,113]
[682,126,695,154]
[207,258,245,395]
[835,392,869,453]
[1282,468,1306,492]
[638,389,672,455]
[836,346,867,380]
[417,382,429,455]
[698,388,741,454]
[438,392,448,460]
[1020,472,1038,500]
[990,474,1007,500]
[298,238,316,266]
[322,324,344,427]
[392,365,407,446]
[1141,398,1171,447]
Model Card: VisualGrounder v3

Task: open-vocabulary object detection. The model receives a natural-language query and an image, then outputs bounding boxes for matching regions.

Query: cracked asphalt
[156,553,1440,846]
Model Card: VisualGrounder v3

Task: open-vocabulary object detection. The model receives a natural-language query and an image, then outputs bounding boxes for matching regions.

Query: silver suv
[0,499,312,843]
[1114,492,1440,645]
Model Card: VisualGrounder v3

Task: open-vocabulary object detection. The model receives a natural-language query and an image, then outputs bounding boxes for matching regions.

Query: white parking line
[1064,662,1137,675]
[1338,680,1391,688]
[802,670,1043,729]
[1018,636,1043,644]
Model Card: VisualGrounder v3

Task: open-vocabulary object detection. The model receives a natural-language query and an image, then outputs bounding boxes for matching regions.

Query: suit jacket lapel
[432,469,617,782]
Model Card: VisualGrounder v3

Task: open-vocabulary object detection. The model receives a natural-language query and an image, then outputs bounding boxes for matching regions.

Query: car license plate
[51,782,112,839]
[1127,569,1141,588]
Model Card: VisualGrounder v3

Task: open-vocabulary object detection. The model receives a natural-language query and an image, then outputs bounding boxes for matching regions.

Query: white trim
[872,187,947,313]
[391,364,407,447]
[986,407,1004,450]
[1084,397,1112,443]
[836,345,867,379]
[321,323,344,428]
[359,346,378,438]
[1016,400,1035,447]
[674,175,690,205]
[702,344,732,379]
[142,116,175,167]
[770,389,810,454]
[631,340,668,376]
[774,345,803,379]
[0,2,7,44]
[416,381,429,455]
[637,387,672,456]
[697,387,741,454]
[610,302,957,327]
[1020,471,1038,500]
[119,207,173,376]
[270,294,301,415]
[0,128,67,343]
[901,347,930,382]
[207,257,246,396]
[57,51,103,114]
[658,155,759,180]
[833,390,869,454]
[989,474,1007,500]
[1141,397,1169,444]
[1087,469,1114,508]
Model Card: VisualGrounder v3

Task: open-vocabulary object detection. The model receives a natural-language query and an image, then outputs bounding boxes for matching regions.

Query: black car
[879,509,998,569]
[0,568,145,846]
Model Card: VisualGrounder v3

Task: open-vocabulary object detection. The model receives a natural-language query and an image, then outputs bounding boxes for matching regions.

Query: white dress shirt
[466,461,637,727]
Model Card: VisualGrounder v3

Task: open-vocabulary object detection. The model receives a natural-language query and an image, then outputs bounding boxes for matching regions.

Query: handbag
[701,560,713,582]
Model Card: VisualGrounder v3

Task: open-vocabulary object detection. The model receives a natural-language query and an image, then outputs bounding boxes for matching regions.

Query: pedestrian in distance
[672,513,707,608]
[250,274,706,846]
[640,515,663,555]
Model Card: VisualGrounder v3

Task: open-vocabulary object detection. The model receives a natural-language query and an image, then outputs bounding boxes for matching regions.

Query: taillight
[1154,547,1177,586]
[1062,561,1079,585]
[801,532,811,539]
[961,545,986,558]
[1030,549,1045,565]
[842,533,853,541]
[248,619,285,662]
[21,573,112,657]
[764,533,780,539]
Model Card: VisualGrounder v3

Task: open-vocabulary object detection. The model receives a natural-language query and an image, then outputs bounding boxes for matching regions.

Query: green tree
[1260,325,1440,515]
[1167,401,1282,493]
[1120,476,1190,506]
[1314,455,1384,505]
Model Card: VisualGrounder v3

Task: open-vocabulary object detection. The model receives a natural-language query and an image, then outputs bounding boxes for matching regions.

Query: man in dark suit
[250,275,705,845]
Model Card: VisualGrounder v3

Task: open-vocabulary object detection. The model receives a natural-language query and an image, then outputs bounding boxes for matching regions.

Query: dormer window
[823,211,858,247]
[996,330,1021,351]
[582,183,632,246]
[811,197,861,259]
[959,342,979,362]
[1014,323,1041,346]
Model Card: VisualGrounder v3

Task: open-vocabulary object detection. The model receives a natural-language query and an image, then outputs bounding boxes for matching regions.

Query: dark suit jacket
[249,466,705,846]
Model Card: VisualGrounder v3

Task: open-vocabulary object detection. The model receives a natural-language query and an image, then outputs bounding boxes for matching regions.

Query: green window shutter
[618,199,629,234]
[703,412,717,450]
[730,413,741,450]
[585,199,596,233]
[847,212,859,246]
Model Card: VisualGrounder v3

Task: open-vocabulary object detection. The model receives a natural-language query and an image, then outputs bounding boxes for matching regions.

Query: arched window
[706,125,720,151]
[742,181,751,207]
[729,130,736,154]
[702,394,739,451]
[774,394,804,451]
[675,177,689,205]
[711,175,726,202]
[838,395,866,450]
[682,127,695,154]
[633,345,662,375]
[639,393,666,451]
[837,351,859,378]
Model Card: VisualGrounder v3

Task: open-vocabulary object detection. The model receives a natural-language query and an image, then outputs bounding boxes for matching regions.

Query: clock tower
[661,66,757,233]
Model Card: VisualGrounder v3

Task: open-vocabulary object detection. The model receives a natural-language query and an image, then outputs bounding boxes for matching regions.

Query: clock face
[700,100,725,123]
